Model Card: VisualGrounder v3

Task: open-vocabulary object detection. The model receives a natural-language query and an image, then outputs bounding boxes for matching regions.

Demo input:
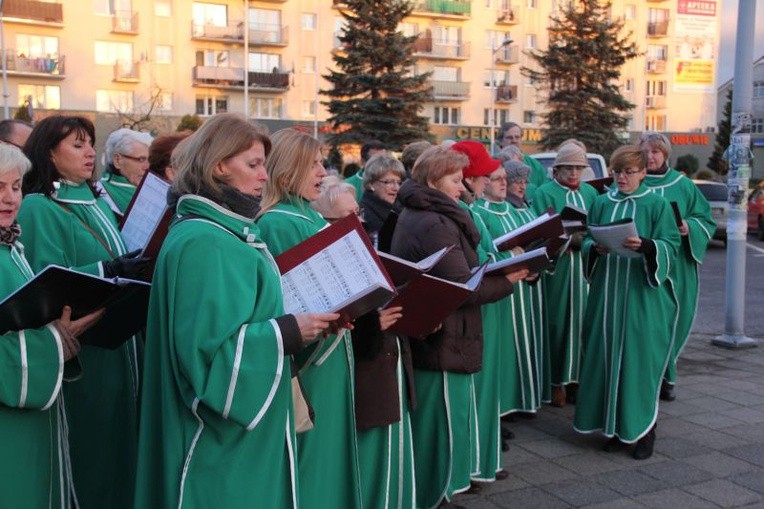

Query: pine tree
[707,89,732,176]
[322,0,434,151]
[523,0,639,157]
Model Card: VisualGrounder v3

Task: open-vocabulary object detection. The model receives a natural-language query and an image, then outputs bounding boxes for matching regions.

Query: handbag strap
[53,200,117,259]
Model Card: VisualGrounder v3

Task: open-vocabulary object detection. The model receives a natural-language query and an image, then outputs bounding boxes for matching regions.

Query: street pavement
[459,236,764,508]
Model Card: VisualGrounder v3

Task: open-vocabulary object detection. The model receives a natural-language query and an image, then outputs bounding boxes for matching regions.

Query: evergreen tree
[523,0,639,157]
[322,0,433,151]
[708,89,732,176]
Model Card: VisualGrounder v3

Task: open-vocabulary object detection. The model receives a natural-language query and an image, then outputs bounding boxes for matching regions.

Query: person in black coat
[359,154,404,235]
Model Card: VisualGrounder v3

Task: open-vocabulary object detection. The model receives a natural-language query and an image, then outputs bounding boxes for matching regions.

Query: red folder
[587,176,614,194]
[493,213,565,252]
[487,247,552,275]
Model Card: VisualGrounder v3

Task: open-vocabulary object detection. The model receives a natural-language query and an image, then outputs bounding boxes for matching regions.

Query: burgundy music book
[377,246,453,287]
[275,214,395,325]
[385,264,487,338]
[487,247,552,275]
[0,265,150,350]
[587,176,614,194]
[492,213,564,252]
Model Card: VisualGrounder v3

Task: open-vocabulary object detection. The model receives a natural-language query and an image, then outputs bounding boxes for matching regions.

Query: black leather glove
[102,249,151,279]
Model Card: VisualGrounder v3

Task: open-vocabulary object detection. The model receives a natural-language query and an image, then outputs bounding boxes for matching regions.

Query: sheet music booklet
[377,246,453,287]
[120,171,173,257]
[589,218,641,259]
[492,212,565,252]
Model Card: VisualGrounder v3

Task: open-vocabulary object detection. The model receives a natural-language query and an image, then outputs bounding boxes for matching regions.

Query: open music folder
[275,214,396,325]
[487,246,553,275]
[492,212,565,252]
[377,246,453,287]
[120,171,173,260]
[0,265,151,349]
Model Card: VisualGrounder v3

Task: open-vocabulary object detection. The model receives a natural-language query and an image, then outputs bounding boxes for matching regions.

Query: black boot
[602,436,626,453]
[660,380,676,401]
[632,427,656,460]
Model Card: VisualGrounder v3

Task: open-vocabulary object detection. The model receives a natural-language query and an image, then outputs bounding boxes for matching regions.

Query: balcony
[191,20,244,43]
[495,84,518,103]
[249,24,288,46]
[647,20,669,37]
[495,45,520,65]
[1,0,62,25]
[112,11,138,34]
[113,61,140,82]
[4,52,65,78]
[428,80,470,101]
[412,0,471,18]
[645,95,667,109]
[192,66,290,92]
[647,58,667,74]
[497,4,520,24]
[413,37,470,60]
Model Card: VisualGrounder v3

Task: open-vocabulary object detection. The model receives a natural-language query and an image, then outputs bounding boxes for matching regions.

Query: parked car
[748,186,764,241]
[530,152,609,181]
[693,179,728,246]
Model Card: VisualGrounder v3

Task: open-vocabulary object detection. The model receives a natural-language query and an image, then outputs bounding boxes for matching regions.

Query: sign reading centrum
[454,126,543,143]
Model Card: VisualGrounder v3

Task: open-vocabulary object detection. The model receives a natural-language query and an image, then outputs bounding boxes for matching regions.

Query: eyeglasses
[611,168,643,176]
[119,153,148,163]
[376,179,402,187]
[0,139,24,150]
[489,176,508,183]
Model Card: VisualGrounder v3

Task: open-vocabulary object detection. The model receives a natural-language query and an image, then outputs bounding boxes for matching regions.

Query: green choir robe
[473,198,549,413]
[100,171,137,214]
[531,180,599,387]
[523,154,550,201]
[134,195,298,508]
[17,181,139,509]
[574,184,680,442]
[345,170,365,200]
[258,195,363,509]
[0,240,72,508]
[643,168,715,385]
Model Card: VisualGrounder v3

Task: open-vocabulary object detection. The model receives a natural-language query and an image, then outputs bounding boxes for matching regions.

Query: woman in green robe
[134,114,338,508]
[640,132,715,401]
[257,128,363,509]
[531,144,599,407]
[17,115,149,509]
[474,160,549,417]
[98,128,153,214]
[574,145,680,460]
[0,144,102,509]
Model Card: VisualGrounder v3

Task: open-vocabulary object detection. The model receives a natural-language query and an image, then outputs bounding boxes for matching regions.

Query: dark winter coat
[360,189,401,235]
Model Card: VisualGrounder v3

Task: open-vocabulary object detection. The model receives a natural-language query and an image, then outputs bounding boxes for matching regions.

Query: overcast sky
[717,0,764,86]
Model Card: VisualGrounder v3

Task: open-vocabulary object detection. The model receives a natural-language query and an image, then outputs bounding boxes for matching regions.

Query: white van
[529,152,609,181]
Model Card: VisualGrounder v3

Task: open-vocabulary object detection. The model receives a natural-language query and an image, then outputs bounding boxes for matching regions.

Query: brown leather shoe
[551,385,566,407]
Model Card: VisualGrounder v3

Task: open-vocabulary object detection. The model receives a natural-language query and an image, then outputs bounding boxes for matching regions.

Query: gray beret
[501,159,531,182]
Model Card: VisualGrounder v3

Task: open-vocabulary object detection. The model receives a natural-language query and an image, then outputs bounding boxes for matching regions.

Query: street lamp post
[489,38,513,155]
[0,0,8,120]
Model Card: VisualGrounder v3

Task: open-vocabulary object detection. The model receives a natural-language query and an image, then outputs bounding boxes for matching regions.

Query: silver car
[693,179,728,246]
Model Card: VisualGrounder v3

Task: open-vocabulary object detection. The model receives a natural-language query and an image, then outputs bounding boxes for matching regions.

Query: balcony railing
[113,61,140,82]
[413,37,470,59]
[496,84,518,103]
[191,20,244,42]
[647,20,669,37]
[647,58,667,73]
[645,95,667,109]
[248,24,288,46]
[4,51,64,77]
[429,80,470,100]
[497,4,519,24]
[413,0,471,17]
[192,66,290,91]
[1,0,63,24]
[495,45,520,65]
[112,11,138,34]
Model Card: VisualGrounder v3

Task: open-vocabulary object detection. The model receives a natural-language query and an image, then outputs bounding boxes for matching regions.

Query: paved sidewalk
[460,333,764,508]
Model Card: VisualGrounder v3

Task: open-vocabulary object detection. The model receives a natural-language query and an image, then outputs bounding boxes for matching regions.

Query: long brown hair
[260,128,321,214]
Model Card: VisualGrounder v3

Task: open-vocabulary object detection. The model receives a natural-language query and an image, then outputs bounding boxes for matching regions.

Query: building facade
[1,0,720,156]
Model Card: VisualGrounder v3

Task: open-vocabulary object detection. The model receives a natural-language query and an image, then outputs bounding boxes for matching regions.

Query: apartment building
[0,0,720,155]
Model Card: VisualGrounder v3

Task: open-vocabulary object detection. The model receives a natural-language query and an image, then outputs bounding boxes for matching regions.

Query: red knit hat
[451,141,501,178]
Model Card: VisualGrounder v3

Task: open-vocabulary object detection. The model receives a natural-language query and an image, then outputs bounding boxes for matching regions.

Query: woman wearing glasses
[99,128,153,214]
[574,145,679,460]
[359,154,404,235]
[531,143,599,407]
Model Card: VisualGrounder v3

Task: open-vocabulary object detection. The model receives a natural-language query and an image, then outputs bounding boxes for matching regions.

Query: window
[646,80,667,96]
[753,81,764,99]
[302,100,317,117]
[252,97,283,119]
[523,110,537,124]
[624,4,636,20]
[155,0,171,17]
[399,22,418,37]
[19,84,60,110]
[645,114,667,132]
[525,33,537,49]
[483,108,508,126]
[647,45,668,60]
[16,34,59,58]
[95,41,133,65]
[302,56,316,73]
[485,30,511,50]
[155,46,172,64]
[96,90,133,112]
[193,3,227,25]
[94,0,132,16]
[196,50,229,68]
[483,70,508,88]
[196,96,228,116]
[249,52,280,73]
[433,106,460,125]
[752,118,764,134]
[301,13,317,30]
[526,0,537,8]
[156,92,173,111]
[432,66,459,82]
[250,8,280,31]
[624,78,634,92]
[433,26,460,45]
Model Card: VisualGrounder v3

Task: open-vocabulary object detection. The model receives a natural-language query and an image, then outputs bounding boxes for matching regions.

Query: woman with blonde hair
[258,128,363,509]
[135,114,338,507]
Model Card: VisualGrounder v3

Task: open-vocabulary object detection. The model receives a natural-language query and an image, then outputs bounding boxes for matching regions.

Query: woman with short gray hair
[360,154,404,234]
[100,128,153,213]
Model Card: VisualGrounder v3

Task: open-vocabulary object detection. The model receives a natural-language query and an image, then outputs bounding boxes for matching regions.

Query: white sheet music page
[120,173,170,252]
[281,230,390,314]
